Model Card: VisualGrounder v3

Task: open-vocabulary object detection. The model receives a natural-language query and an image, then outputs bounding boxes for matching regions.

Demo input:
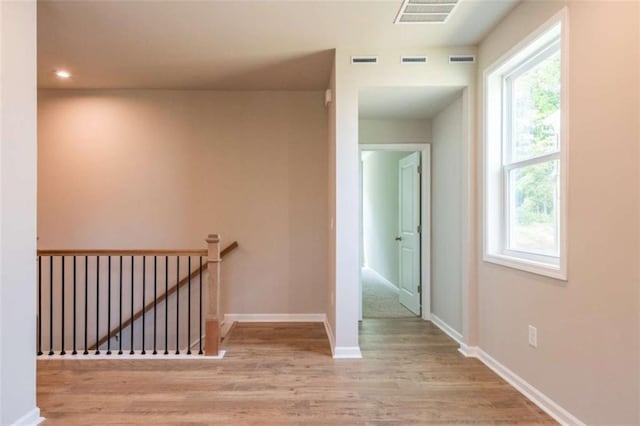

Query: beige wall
[477,1,639,423]
[327,54,337,341]
[0,1,39,424]
[38,90,328,316]
[359,119,431,145]
[431,95,463,333]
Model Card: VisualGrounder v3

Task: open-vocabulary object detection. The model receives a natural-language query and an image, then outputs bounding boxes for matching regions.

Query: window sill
[483,252,567,281]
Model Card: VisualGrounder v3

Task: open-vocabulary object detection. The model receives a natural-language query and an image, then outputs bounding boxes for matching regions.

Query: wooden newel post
[204,234,221,356]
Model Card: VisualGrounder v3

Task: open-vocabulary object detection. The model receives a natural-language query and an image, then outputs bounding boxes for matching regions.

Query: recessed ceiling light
[55,70,71,79]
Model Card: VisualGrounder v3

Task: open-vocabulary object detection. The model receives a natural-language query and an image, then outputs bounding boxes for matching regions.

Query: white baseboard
[10,407,43,426]
[363,267,398,290]
[430,314,463,345]
[37,350,226,360]
[333,346,363,359]
[460,346,583,425]
[323,316,362,359]
[323,316,336,356]
[457,342,477,358]
[224,313,326,323]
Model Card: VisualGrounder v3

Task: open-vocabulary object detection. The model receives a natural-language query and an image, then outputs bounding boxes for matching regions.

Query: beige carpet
[362,268,415,318]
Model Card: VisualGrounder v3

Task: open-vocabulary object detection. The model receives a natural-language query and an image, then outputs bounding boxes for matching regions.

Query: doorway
[353,85,469,355]
[359,144,431,320]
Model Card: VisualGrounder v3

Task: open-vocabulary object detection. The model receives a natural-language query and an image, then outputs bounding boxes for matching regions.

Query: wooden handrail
[220,241,238,258]
[88,241,238,351]
[37,249,208,256]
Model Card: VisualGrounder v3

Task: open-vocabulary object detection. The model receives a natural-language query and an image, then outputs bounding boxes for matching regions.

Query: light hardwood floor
[37,319,555,424]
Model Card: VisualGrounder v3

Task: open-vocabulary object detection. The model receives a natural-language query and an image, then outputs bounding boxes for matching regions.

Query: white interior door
[398,152,421,315]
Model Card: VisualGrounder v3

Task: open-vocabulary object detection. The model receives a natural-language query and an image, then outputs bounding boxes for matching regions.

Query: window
[484,9,567,279]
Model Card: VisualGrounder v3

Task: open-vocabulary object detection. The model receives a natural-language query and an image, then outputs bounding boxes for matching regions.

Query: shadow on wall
[169,50,335,91]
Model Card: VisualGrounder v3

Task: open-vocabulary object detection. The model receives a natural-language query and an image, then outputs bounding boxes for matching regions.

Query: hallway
[362,268,415,318]
[37,320,553,424]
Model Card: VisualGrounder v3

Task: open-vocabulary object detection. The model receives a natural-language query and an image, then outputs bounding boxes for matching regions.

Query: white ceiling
[359,86,464,119]
[38,0,518,90]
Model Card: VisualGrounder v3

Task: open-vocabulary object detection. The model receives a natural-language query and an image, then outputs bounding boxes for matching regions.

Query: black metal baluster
[176,256,180,355]
[153,256,157,355]
[130,256,135,355]
[107,256,112,355]
[38,256,42,356]
[49,256,54,356]
[72,256,77,355]
[95,256,100,355]
[141,256,146,355]
[119,256,123,355]
[164,256,168,355]
[60,256,66,355]
[84,256,88,355]
[187,256,191,355]
[199,256,203,355]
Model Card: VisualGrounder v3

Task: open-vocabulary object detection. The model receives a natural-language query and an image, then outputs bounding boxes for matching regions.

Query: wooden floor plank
[37,318,555,424]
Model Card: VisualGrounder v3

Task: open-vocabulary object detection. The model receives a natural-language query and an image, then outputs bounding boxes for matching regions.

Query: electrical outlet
[528,325,537,347]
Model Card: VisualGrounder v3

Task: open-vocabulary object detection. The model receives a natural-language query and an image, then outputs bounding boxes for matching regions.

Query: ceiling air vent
[449,55,476,64]
[395,0,459,24]
[401,55,428,64]
[351,56,378,64]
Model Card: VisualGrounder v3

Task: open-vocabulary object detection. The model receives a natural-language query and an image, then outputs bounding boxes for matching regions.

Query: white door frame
[358,143,431,321]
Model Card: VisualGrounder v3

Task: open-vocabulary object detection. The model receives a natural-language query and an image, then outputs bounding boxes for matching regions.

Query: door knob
[395,237,402,241]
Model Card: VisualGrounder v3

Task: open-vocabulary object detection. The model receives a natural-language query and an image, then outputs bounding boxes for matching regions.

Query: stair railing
[36,234,238,357]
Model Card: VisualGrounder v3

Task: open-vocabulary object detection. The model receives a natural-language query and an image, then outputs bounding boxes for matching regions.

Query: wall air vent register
[401,55,428,63]
[449,55,475,63]
[351,56,379,64]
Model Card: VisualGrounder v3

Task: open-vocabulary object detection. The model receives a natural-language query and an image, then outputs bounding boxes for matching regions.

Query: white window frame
[483,8,569,280]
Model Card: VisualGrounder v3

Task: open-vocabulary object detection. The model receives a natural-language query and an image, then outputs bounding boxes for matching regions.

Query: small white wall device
[325,89,332,107]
